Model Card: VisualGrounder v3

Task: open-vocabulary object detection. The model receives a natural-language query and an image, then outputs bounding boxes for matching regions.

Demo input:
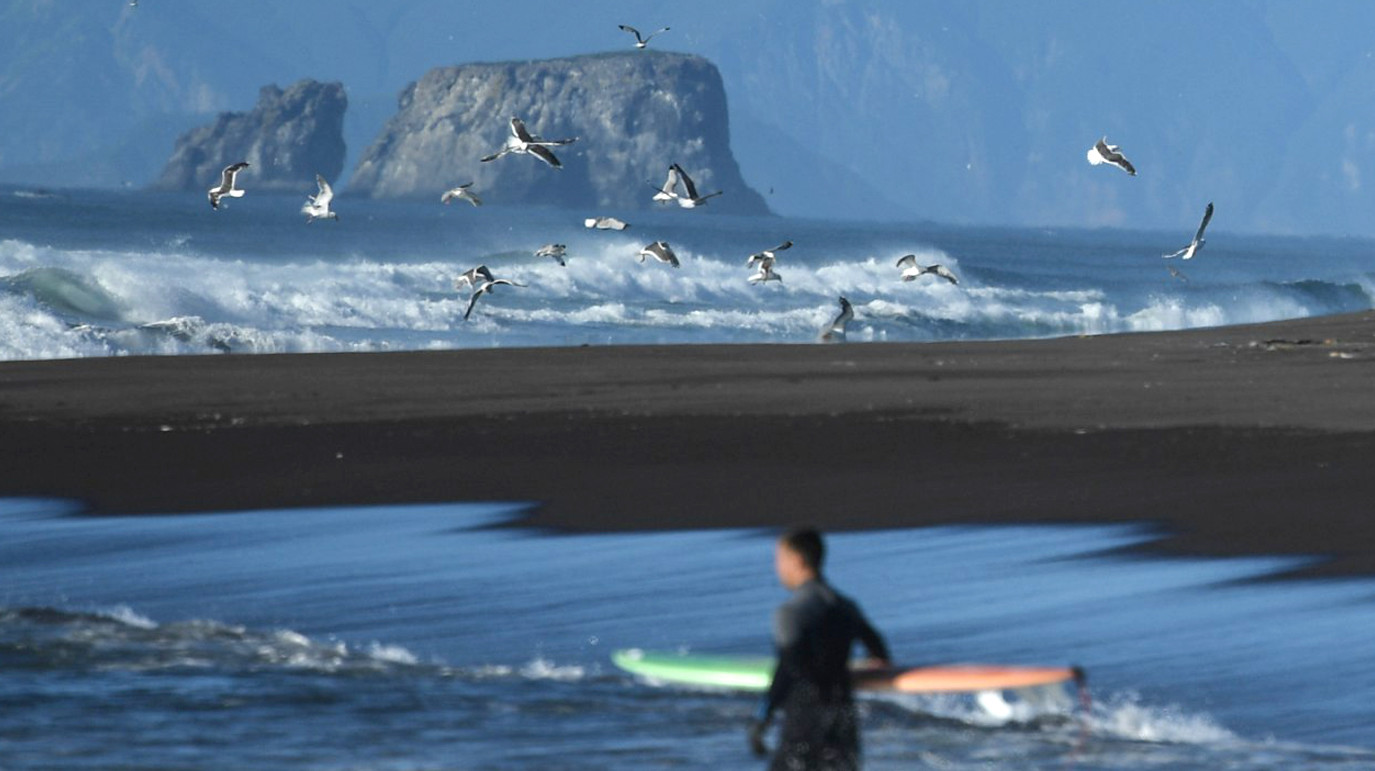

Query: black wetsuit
[759,579,889,771]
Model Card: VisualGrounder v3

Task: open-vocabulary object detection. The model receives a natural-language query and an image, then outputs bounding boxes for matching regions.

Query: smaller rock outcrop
[151,79,347,192]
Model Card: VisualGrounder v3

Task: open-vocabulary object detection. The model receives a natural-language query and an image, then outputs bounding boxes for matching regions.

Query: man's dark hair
[780,527,825,572]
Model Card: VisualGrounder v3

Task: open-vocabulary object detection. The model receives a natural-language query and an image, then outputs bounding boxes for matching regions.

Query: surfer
[749,527,890,770]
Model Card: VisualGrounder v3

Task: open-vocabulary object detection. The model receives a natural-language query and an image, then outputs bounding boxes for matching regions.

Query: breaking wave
[3,200,1372,360]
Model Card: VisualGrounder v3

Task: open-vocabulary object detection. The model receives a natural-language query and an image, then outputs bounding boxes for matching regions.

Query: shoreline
[4,311,1375,577]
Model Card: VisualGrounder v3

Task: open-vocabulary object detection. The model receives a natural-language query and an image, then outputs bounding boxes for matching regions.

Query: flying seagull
[1163,202,1214,261]
[619,24,669,49]
[819,296,854,343]
[1167,265,1189,282]
[301,174,338,222]
[441,182,482,207]
[535,243,568,267]
[652,163,723,208]
[585,216,629,231]
[747,241,791,283]
[207,162,249,210]
[454,265,497,292]
[896,254,958,284]
[463,278,526,322]
[747,240,792,267]
[638,240,680,268]
[748,254,782,284]
[1087,137,1136,176]
[481,116,577,169]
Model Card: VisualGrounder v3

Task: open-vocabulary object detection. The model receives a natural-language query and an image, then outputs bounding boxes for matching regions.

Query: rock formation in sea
[349,51,769,214]
[151,80,348,192]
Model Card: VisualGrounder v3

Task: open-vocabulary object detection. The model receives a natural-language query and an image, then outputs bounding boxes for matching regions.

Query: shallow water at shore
[2,498,1374,769]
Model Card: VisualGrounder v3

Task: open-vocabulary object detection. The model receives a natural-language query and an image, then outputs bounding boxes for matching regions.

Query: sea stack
[350,51,769,214]
[151,79,347,192]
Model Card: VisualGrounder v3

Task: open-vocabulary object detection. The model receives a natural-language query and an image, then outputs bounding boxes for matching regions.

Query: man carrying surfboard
[749,527,890,770]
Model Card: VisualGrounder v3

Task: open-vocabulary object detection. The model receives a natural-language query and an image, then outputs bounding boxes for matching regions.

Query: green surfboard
[612,649,774,691]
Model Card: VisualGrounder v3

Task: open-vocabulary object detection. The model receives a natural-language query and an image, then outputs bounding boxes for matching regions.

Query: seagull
[748,255,781,284]
[463,278,526,322]
[207,161,249,210]
[535,243,568,266]
[441,182,482,207]
[481,116,577,169]
[1163,202,1214,261]
[746,241,791,283]
[301,174,338,222]
[638,240,680,268]
[819,296,854,343]
[1087,137,1136,176]
[619,24,669,49]
[896,255,958,284]
[454,265,496,291]
[652,163,723,208]
[585,216,629,231]
[747,240,792,268]
[1167,265,1189,282]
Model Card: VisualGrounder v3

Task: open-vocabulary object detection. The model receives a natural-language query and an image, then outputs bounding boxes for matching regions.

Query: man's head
[775,527,825,589]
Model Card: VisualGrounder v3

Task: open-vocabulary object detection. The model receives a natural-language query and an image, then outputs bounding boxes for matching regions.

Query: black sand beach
[4,312,1375,577]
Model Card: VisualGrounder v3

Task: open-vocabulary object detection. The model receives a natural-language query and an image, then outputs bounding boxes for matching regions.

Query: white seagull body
[301,174,338,222]
[638,240,680,268]
[441,182,482,207]
[535,243,568,266]
[1087,137,1136,176]
[481,117,577,169]
[896,254,958,284]
[746,241,791,283]
[207,162,249,210]
[455,265,497,292]
[584,216,629,231]
[1163,202,1214,261]
[463,278,525,322]
[748,255,782,284]
[619,24,669,49]
[819,296,854,343]
[652,163,723,208]
[583,214,629,229]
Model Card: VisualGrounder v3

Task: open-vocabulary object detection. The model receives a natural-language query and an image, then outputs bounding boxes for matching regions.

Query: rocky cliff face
[349,52,769,214]
[151,80,347,192]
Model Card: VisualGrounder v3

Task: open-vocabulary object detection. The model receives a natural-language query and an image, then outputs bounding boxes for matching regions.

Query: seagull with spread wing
[481,117,578,169]
[207,162,249,210]
[1163,202,1214,261]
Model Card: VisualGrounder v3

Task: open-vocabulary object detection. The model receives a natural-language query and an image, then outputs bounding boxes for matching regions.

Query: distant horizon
[10,181,1374,246]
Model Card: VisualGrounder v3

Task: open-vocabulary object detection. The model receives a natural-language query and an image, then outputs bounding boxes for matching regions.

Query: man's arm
[852,601,890,665]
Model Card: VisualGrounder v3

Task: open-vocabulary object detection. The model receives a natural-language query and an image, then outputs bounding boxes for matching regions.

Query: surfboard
[612,649,1084,695]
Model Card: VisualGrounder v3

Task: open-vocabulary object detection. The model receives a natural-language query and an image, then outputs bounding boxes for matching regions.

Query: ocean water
[2,498,1374,770]
[3,187,1375,360]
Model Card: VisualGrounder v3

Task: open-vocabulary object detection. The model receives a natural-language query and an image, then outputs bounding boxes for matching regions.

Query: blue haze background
[4,1,1375,235]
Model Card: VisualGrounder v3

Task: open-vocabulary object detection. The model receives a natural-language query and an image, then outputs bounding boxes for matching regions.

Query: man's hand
[747,719,770,758]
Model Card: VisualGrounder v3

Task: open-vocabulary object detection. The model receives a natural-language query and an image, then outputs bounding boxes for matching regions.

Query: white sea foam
[3,211,1370,361]
[1090,691,1239,745]
[365,642,421,666]
[520,656,587,682]
[101,604,158,630]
